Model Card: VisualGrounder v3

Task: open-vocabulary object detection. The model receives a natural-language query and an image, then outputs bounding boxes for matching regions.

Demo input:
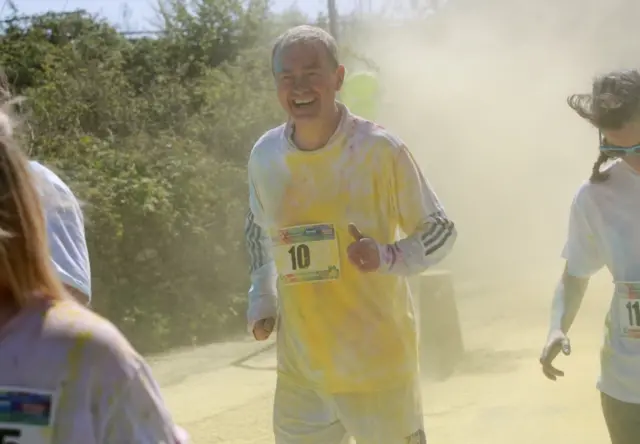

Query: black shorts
[601,392,640,444]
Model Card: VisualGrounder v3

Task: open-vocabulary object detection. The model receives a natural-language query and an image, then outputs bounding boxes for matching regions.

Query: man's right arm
[245,209,278,332]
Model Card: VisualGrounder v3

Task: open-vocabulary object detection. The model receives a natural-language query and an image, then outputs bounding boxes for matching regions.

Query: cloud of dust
[348,0,640,289]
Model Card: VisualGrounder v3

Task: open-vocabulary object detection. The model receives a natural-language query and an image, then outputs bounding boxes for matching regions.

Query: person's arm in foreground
[348,145,457,275]
[102,362,189,443]
[46,184,92,305]
[245,172,278,340]
[540,191,603,380]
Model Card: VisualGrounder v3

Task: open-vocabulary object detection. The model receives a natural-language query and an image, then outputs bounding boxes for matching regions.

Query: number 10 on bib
[272,223,341,285]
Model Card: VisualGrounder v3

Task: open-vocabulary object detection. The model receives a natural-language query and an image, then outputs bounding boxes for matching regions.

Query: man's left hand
[347,223,381,272]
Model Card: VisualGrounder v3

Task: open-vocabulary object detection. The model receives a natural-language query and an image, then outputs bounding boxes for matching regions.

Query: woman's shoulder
[44,301,143,379]
[575,160,628,197]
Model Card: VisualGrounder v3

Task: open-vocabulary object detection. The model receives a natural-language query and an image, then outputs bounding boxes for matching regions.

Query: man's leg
[333,378,425,444]
[273,375,347,444]
[601,391,640,444]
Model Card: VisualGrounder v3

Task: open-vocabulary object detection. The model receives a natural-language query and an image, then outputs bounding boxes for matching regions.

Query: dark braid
[589,151,611,183]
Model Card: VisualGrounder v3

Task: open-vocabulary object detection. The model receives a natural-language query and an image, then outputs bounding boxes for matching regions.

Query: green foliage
[0,0,288,353]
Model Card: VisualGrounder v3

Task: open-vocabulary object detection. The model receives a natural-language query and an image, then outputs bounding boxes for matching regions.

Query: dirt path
[155,274,614,444]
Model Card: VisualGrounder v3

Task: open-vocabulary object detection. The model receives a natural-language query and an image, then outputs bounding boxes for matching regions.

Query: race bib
[272,223,340,285]
[616,282,640,339]
[0,388,56,444]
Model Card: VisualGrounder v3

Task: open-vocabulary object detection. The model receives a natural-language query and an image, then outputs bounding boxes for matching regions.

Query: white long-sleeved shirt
[30,161,91,301]
[245,104,457,392]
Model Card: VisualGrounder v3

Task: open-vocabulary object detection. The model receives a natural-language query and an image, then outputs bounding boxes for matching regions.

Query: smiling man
[244,25,457,444]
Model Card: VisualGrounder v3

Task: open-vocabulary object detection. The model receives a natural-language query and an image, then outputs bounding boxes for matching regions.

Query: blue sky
[6,0,372,31]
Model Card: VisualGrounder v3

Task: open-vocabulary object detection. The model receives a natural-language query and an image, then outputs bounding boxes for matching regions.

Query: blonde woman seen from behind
[0,137,187,442]
[0,98,91,305]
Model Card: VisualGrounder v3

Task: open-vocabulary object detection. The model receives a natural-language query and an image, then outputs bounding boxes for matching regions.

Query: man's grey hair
[271,25,339,74]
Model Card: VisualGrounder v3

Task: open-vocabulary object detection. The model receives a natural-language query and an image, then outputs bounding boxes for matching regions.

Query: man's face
[273,41,344,123]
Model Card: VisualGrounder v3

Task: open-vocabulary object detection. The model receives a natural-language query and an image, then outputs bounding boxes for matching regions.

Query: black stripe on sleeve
[420,213,455,257]
[245,210,267,273]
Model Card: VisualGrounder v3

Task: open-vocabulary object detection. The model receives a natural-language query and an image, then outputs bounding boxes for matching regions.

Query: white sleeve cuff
[247,293,278,332]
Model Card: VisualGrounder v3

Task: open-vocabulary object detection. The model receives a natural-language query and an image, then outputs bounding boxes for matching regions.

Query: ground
[151,272,614,443]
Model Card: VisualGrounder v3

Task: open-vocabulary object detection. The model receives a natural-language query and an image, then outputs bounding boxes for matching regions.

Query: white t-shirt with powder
[563,159,640,404]
[0,300,187,443]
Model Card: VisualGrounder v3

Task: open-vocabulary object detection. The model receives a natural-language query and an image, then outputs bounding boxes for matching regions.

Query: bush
[0,0,289,353]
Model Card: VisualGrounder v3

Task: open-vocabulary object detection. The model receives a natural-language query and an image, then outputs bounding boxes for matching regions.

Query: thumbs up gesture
[347,223,381,272]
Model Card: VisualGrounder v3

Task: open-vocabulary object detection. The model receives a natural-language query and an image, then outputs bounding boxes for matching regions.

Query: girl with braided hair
[539,69,640,444]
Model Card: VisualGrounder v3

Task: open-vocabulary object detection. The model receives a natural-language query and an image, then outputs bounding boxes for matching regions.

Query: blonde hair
[0,134,66,307]
[0,79,66,307]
